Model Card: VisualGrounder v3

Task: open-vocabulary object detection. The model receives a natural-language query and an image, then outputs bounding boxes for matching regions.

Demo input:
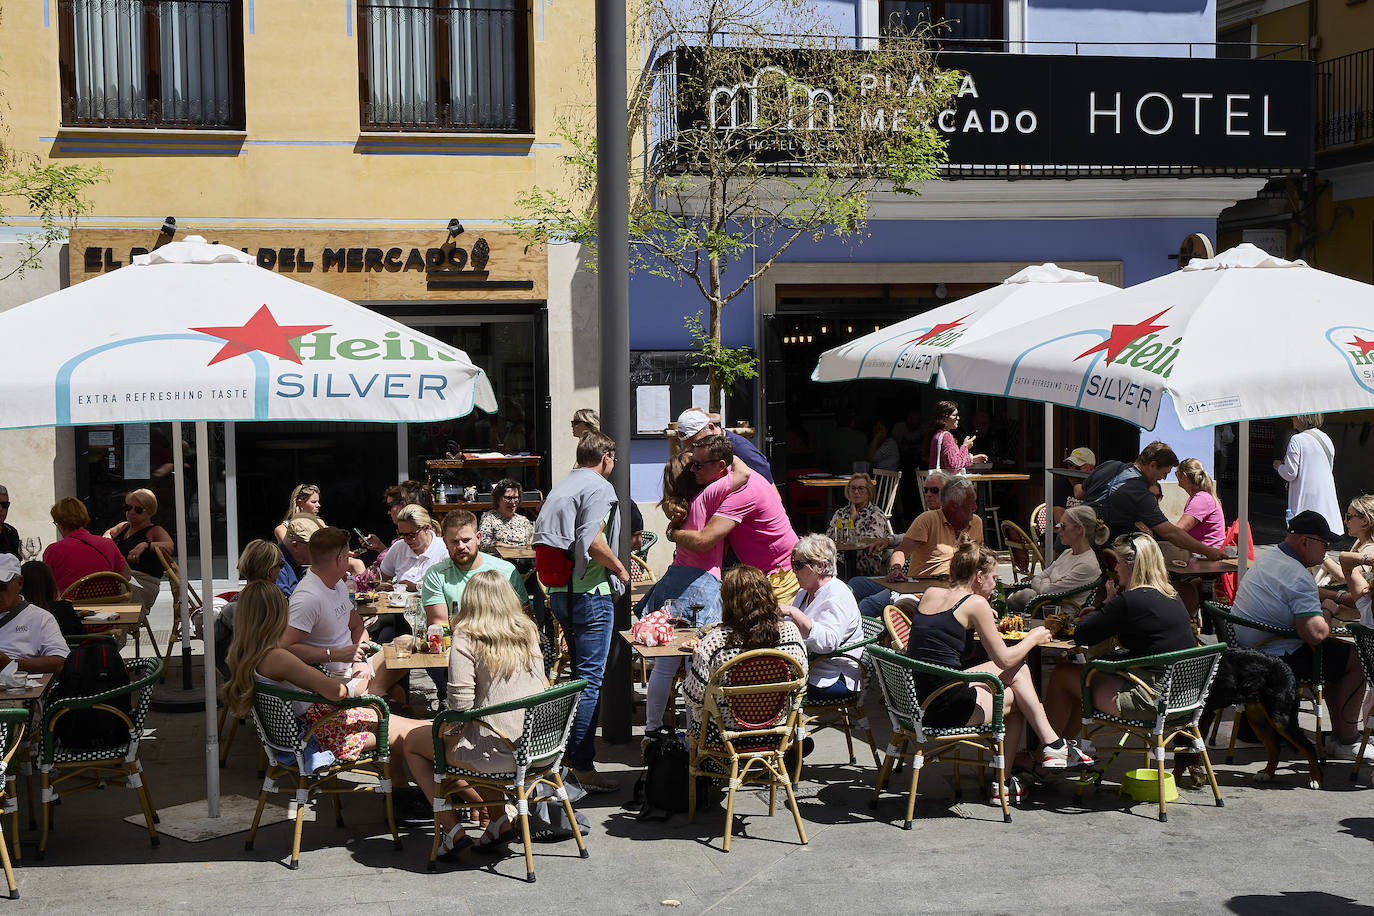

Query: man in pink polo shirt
[667,435,801,604]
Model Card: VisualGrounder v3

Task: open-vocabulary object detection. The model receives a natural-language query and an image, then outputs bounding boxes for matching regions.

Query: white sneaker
[1069,739,1096,767]
[1327,739,1374,763]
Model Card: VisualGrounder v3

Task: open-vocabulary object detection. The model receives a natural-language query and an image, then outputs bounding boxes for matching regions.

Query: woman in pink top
[636,453,746,733]
[928,400,988,473]
[42,497,134,596]
[1175,459,1225,548]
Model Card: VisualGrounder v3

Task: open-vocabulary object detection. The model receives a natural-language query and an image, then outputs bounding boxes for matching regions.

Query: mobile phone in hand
[353,527,368,544]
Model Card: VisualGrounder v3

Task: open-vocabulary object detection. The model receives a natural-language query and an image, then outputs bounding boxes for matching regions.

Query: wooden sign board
[69,229,547,302]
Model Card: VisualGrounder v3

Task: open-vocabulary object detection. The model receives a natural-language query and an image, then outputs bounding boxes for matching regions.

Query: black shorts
[916,674,980,728]
[1282,640,1354,685]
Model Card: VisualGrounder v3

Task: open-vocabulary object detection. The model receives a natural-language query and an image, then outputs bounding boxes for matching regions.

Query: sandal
[475,814,518,853]
[435,824,474,863]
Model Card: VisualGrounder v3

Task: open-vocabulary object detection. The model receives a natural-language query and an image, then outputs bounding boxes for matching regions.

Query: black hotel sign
[674,49,1314,170]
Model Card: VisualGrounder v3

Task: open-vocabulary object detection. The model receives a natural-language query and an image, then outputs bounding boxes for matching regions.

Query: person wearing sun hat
[1233,509,1374,761]
[0,555,68,673]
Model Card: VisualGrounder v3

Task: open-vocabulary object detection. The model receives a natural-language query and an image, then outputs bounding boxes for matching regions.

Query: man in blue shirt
[1233,510,1372,761]
[677,408,773,484]
[276,514,323,597]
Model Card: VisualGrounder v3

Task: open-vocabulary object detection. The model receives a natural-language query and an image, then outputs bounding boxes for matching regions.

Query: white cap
[0,555,19,583]
[676,408,711,441]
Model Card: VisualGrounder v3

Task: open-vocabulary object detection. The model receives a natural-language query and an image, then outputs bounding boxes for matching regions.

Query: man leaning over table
[667,434,801,605]
[421,509,528,697]
[0,555,68,674]
[1100,441,1224,561]
[851,475,984,619]
[1232,510,1374,762]
[533,431,629,793]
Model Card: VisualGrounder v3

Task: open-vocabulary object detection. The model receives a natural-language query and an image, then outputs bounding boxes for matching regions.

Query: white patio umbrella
[0,236,498,815]
[938,243,1374,574]
[812,263,1118,557]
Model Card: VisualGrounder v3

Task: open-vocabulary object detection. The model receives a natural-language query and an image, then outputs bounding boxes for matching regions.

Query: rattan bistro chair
[1001,521,1045,580]
[244,684,399,870]
[1345,623,1374,782]
[0,709,26,899]
[882,604,912,651]
[153,546,203,679]
[1005,575,1104,619]
[36,657,163,858]
[427,679,589,881]
[797,631,881,776]
[1079,642,1227,822]
[1205,600,1327,762]
[867,645,1013,826]
[688,649,808,852]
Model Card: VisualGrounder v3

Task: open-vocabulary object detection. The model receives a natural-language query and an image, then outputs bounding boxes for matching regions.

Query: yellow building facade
[0,0,598,567]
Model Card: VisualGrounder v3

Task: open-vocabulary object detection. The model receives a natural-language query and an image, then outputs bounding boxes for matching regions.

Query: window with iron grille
[879,0,1003,50]
[58,0,245,129]
[358,0,531,132]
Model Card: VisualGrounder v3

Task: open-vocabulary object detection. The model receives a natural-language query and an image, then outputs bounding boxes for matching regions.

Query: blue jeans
[549,590,615,771]
[632,565,722,627]
[849,574,892,618]
[807,679,856,703]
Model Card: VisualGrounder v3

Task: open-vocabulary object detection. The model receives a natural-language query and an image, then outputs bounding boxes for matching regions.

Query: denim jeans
[849,574,893,618]
[549,589,615,771]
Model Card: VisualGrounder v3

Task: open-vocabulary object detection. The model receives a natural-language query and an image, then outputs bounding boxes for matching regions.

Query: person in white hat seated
[0,555,69,674]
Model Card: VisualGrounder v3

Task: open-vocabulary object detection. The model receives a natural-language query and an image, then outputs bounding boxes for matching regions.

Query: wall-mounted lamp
[447,218,464,237]
[161,216,177,236]
[934,282,948,299]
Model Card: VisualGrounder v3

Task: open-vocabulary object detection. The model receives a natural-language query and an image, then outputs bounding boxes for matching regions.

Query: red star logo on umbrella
[191,304,330,366]
[907,314,971,346]
[1075,308,1172,364]
[1346,334,1374,357]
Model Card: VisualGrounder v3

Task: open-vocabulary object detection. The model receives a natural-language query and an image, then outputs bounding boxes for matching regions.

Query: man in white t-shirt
[0,555,68,672]
[283,527,403,694]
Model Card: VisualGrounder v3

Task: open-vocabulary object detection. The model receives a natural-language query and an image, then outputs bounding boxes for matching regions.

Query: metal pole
[1043,403,1054,563]
[173,424,193,691]
[197,421,220,817]
[1238,420,1250,580]
[597,0,632,745]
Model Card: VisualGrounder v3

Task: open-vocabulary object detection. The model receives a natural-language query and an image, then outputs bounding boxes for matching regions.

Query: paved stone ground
[6,659,1374,915]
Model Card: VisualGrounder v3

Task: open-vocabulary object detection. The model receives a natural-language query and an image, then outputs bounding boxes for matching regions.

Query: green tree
[516,0,959,410]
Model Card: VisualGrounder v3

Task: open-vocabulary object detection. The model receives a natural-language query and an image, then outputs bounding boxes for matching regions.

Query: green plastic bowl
[1120,768,1179,803]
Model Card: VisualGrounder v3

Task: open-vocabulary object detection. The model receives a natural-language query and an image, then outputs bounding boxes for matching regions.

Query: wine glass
[21,537,40,561]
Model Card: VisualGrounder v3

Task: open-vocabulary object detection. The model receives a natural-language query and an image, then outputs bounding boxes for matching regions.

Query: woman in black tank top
[905,540,1075,772]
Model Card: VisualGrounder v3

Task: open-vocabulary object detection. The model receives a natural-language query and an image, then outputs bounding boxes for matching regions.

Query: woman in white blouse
[1274,413,1342,535]
[380,505,447,592]
[1007,505,1106,613]
[781,534,865,702]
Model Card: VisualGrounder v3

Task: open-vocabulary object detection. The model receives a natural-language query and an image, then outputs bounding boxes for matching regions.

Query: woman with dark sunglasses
[102,488,174,613]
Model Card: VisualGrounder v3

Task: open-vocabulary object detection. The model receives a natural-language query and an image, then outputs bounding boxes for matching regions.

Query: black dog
[1178,648,1322,789]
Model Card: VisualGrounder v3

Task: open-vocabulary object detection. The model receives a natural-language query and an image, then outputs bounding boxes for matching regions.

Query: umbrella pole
[172,425,192,690]
[1043,403,1054,563]
[196,421,221,818]
[1238,421,1250,580]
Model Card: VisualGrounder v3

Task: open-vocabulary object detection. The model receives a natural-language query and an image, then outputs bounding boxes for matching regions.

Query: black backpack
[53,638,132,749]
[630,729,717,819]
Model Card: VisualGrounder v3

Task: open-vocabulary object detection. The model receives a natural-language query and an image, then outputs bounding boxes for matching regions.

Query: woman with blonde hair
[570,408,600,439]
[222,580,424,774]
[1274,413,1342,534]
[102,488,175,612]
[1042,534,1195,756]
[402,568,547,862]
[1007,504,1106,613]
[272,484,321,543]
[381,505,446,591]
[1322,494,1374,586]
[1175,458,1225,549]
[905,540,1074,787]
[825,473,892,578]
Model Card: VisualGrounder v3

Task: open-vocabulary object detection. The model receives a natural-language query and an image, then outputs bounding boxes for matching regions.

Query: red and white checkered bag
[630,609,675,647]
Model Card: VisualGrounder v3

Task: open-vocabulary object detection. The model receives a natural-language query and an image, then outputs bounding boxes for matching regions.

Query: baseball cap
[0,555,19,584]
[676,408,711,441]
[1288,510,1340,544]
[1066,447,1096,467]
[285,515,325,543]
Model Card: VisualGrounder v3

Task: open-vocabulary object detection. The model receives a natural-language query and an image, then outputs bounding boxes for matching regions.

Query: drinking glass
[21,537,40,561]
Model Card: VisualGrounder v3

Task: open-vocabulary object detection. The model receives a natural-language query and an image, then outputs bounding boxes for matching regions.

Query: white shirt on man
[287,570,354,675]
[380,535,448,587]
[0,602,68,662]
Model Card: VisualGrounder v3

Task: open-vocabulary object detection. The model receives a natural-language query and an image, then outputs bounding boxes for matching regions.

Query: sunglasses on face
[501,493,520,501]
[923,487,940,495]
[399,529,423,541]
[124,504,145,514]
[689,460,719,471]
[0,502,9,510]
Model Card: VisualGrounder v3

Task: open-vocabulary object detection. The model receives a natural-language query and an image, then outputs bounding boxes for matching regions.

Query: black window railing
[58,0,245,129]
[358,0,530,132]
[1317,47,1374,151]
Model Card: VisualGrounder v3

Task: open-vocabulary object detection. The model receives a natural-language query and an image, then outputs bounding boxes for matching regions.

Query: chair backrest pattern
[62,572,132,603]
[874,469,902,518]
[883,604,911,650]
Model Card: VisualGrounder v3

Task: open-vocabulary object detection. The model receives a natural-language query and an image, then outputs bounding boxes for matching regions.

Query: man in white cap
[1052,446,1097,526]
[0,555,69,673]
[676,408,773,483]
